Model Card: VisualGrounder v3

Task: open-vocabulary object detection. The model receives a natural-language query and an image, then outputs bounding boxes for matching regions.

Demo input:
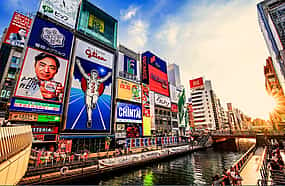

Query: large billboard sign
[77,0,118,49]
[190,77,204,89]
[149,91,155,130]
[117,52,140,82]
[117,79,141,103]
[155,93,171,108]
[65,39,114,133]
[9,112,60,122]
[4,12,32,47]
[116,102,142,123]
[39,0,81,29]
[27,16,74,59]
[14,47,69,103]
[142,84,151,136]
[142,51,169,96]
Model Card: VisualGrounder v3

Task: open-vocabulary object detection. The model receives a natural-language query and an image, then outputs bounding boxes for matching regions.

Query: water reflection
[68,138,255,185]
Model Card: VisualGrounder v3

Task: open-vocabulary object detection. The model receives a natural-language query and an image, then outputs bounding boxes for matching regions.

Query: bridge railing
[0,125,32,163]
[214,144,256,185]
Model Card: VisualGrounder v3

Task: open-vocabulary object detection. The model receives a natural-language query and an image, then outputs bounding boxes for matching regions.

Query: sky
[0,0,275,119]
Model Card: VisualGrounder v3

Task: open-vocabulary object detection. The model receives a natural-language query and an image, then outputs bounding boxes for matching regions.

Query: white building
[190,78,217,131]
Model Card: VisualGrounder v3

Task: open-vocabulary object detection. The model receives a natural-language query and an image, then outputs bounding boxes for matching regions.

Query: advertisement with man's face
[65,39,114,133]
[39,0,81,29]
[28,16,73,59]
[4,12,32,48]
[14,47,69,103]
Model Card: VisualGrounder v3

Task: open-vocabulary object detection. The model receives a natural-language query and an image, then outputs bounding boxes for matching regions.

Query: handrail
[0,125,32,163]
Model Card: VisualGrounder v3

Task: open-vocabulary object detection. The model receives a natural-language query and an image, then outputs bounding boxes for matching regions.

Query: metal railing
[0,125,32,163]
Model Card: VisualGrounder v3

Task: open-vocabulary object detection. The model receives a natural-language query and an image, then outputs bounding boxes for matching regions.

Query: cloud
[120,5,139,21]
[120,19,149,51]
[150,0,271,119]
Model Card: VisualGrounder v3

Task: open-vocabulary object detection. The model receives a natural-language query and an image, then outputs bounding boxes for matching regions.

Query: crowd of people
[31,148,89,168]
[212,168,242,186]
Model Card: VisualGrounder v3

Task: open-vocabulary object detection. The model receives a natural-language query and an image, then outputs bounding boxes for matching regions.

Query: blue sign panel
[142,51,167,73]
[9,98,62,115]
[28,16,73,59]
[116,102,142,123]
[124,55,137,76]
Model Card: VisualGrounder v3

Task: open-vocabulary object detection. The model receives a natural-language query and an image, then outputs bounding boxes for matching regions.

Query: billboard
[27,16,74,59]
[14,47,69,103]
[142,84,151,136]
[116,102,142,123]
[142,51,167,73]
[32,126,58,134]
[190,77,204,89]
[65,39,114,133]
[171,104,178,113]
[117,52,140,82]
[117,79,141,103]
[149,91,155,130]
[77,0,118,48]
[227,103,233,111]
[141,53,149,84]
[9,98,62,114]
[9,112,60,122]
[155,93,171,108]
[170,84,179,103]
[4,12,32,47]
[149,65,169,96]
[39,0,81,29]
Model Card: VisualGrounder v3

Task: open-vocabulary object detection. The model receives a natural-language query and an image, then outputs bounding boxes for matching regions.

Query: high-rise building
[258,0,285,94]
[189,77,217,131]
[264,56,285,130]
[168,63,181,87]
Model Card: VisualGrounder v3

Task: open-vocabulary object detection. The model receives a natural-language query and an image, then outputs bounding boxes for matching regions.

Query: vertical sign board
[39,0,81,29]
[10,15,73,115]
[149,91,155,130]
[4,12,32,48]
[142,84,151,136]
[117,52,140,82]
[64,39,114,133]
[77,0,118,49]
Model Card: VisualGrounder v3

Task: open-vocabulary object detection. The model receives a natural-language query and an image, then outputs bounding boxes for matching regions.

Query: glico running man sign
[64,39,114,133]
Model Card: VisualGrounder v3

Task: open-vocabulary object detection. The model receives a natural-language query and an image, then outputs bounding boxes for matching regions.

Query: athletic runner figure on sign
[76,59,111,128]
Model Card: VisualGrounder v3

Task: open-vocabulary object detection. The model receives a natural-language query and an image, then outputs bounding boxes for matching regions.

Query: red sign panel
[4,12,32,47]
[190,77,204,89]
[32,126,58,134]
[227,103,233,111]
[149,65,169,96]
[171,104,178,112]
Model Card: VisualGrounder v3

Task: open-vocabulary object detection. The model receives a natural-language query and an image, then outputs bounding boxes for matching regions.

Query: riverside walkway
[240,147,264,185]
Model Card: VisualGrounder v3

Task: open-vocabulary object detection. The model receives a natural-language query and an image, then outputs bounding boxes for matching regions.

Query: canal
[66,138,255,185]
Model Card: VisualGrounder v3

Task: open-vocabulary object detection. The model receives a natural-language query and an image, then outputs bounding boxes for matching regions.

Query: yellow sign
[9,112,38,122]
[88,14,104,33]
[143,117,151,136]
[117,79,141,103]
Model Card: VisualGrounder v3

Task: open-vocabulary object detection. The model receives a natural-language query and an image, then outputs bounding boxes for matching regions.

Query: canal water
[68,138,255,185]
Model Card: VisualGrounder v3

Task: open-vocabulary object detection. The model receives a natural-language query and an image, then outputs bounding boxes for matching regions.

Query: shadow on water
[62,138,255,185]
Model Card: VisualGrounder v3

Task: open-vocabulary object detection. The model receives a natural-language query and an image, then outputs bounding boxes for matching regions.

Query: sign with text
[77,0,117,48]
[9,112,60,122]
[28,16,74,59]
[116,102,142,123]
[155,93,171,108]
[190,77,204,89]
[117,79,141,103]
[170,84,179,103]
[39,0,81,29]
[65,39,114,133]
[149,91,155,130]
[141,53,149,84]
[149,65,169,96]
[142,51,167,73]
[9,98,62,114]
[4,12,32,47]
[142,84,151,136]
[14,47,69,103]
[116,52,140,82]
[32,126,58,134]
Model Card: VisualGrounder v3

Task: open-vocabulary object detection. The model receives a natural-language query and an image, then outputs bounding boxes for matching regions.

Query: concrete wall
[0,144,31,185]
